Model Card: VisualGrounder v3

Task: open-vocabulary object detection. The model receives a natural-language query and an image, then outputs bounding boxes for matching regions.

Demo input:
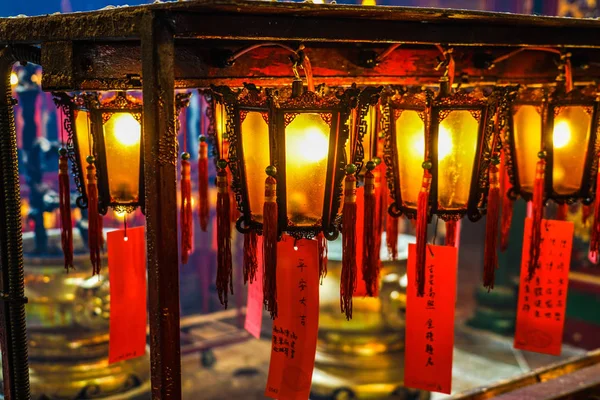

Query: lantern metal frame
[383,86,433,220]
[505,86,599,204]
[53,91,190,215]
[351,86,383,176]
[211,83,358,241]
[384,85,506,222]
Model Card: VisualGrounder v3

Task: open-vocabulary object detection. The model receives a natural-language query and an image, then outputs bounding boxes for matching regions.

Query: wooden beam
[141,12,182,400]
[41,41,600,91]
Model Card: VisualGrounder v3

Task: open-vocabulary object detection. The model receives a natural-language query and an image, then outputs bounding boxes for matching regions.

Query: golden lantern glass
[214,82,357,240]
[506,87,599,204]
[53,91,190,214]
[384,85,503,221]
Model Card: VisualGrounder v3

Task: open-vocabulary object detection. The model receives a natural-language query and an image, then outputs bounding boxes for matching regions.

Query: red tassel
[556,203,568,221]
[528,158,546,280]
[416,170,432,297]
[483,163,500,290]
[445,220,458,247]
[86,163,101,275]
[263,170,278,318]
[500,153,514,252]
[341,172,357,320]
[386,215,399,260]
[59,153,73,271]
[582,205,592,225]
[589,160,600,261]
[198,138,209,232]
[317,232,328,283]
[180,156,193,265]
[243,231,258,284]
[363,168,379,297]
[98,215,104,250]
[216,166,233,308]
[374,162,384,268]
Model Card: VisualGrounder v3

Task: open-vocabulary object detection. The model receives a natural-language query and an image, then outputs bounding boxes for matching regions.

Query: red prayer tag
[108,226,147,364]
[245,236,264,339]
[514,218,573,356]
[265,235,319,400]
[405,243,457,395]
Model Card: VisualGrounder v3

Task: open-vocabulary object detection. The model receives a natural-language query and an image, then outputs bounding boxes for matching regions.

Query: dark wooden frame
[3,2,600,399]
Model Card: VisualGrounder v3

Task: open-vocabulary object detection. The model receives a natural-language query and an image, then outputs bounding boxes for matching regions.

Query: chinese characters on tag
[265,236,319,400]
[514,218,573,356]
[405,244,457,395]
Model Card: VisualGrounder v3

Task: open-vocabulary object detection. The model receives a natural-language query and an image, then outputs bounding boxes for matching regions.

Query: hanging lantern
[53,91,191,215]
[383,82,505,295]
[210,82,360,316]
[505,86,598,205]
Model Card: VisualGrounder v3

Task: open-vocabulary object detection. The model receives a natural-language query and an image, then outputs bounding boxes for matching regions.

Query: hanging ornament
[216,159,233,308]
[180,152,193,264]
[58,147,73,272]
[86,156,101,275]
[362,161,379,297]
[483,156,501,289]
[445,220,458,247]
[263,165,278,319]
[500,150,514,252]
[415,164,432,296]
[341,164,358,320]
[529,152,546,279]
[243,231,258,284]
[198,136,209,232]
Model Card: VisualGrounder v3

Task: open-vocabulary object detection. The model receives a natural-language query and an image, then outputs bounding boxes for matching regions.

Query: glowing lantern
[506,87,598,204]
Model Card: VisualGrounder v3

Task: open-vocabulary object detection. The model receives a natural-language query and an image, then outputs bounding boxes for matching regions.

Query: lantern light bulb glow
[410,125,453,161]
[112,114,141,147]
[553,120,572,149]
[293,126,329,163]
[10,72,18,86]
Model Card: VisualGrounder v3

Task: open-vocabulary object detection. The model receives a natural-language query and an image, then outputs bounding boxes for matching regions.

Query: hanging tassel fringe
[180,155,193,265]
[556,203,568,221]
[416,169,432,297]
[341,170,357,320]
[263,168,279,318]
[445,220,458,247]
[317,232,328,283]
[243,231,258,284]
[363,167,379,297]
[198,137,209,232]
[483,163,500,290]
[386,215,399,260]
[59,151,73,271]
[216,165,233,308]
[528,158,546,280]
[87,163,101,275]
[589,159,600,262]
[500,159,514,252]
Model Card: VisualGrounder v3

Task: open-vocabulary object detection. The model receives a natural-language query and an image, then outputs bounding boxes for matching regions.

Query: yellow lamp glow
[285,113,330,226]
[553,121,571,149]
[112,113,141,146]
[10,72,18,86]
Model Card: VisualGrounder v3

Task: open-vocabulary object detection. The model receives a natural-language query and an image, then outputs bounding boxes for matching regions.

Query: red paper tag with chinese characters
[245,236,264,339]
[405,243,457,394]
[514,218,573,356]
[108,227,147,364]
[265,236,319,400]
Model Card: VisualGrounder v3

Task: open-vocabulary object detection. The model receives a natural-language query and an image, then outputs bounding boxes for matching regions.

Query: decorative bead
[422,160,432,170]
[217,159,228,169]
[199,136,206,143]
[181,152,191,161]
[58,147,67,157]
[366,161,376,171]
[537,150,547,159]
[86,155,95,165]
[345,164,357,175]
[265,165,277,177]
[372,156,382,166]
